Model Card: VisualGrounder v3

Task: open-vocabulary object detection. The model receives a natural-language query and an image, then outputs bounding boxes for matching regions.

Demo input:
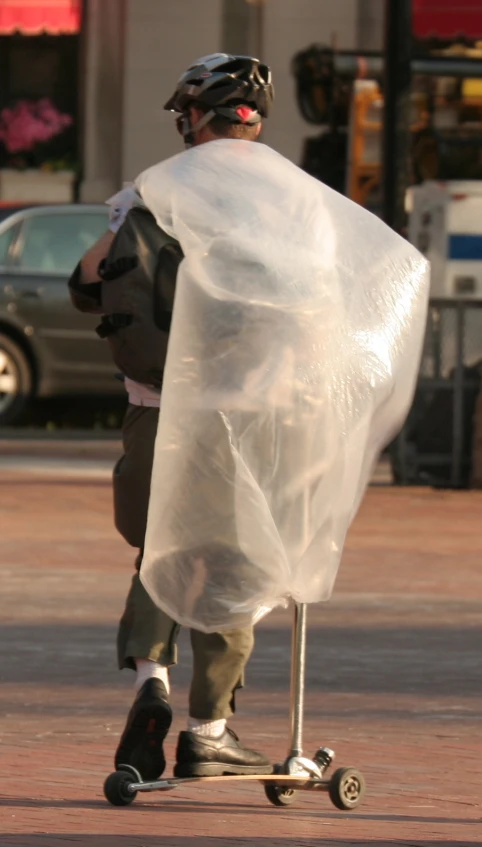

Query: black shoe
[174,727,273,777]
[114,679,172,781]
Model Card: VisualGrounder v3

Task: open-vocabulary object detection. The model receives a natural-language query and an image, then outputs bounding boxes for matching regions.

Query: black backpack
[96,206,183,389]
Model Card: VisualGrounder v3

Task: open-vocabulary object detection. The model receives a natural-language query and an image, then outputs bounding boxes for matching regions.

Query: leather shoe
[115,678,172,780]
[174,727,273,777]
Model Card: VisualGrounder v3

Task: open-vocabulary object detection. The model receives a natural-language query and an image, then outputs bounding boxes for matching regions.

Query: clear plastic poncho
[136,140,429,633]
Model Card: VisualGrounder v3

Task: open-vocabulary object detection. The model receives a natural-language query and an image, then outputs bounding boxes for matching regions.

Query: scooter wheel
[104,770,138,806]
[264,766,298,807]
[264,782,298,807]
[328,767,365,810]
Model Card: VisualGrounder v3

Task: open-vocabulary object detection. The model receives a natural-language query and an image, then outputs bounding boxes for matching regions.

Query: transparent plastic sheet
[136,140,430,632]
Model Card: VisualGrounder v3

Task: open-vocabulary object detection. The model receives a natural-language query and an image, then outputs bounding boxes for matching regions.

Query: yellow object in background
[462,79,482,99]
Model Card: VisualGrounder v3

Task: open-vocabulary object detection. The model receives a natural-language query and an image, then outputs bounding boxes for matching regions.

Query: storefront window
[0,2,81,175]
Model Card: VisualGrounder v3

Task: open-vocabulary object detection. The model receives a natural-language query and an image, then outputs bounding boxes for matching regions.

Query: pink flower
[0,99,73,154]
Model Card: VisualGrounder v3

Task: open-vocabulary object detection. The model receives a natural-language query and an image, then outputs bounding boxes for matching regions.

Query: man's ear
[177,107,203,136]
[255,122,262,139]
[189,106,204,126]
[176,109,198,136]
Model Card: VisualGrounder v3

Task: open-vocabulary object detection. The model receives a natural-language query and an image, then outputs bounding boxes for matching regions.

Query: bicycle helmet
[164,53,274,144]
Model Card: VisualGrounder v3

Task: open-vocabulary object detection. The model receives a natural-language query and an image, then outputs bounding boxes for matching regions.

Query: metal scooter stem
[288,602,307,758]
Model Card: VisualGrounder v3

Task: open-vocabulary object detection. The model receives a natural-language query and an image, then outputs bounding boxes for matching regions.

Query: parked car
[0,203,122,425]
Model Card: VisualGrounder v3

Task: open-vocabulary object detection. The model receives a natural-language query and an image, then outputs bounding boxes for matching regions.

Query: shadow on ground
[1,835,479,846]
[0,623,480,701]
[1,797,481,828]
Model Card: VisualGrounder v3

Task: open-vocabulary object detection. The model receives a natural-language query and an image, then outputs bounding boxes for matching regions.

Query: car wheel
[0,332,33,425]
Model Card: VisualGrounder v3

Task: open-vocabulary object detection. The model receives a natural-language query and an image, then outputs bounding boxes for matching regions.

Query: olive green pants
[114,403,255,719]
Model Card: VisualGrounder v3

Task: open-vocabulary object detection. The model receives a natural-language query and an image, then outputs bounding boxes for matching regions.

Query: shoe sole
[115,701,172,781]
[173,762,274,778]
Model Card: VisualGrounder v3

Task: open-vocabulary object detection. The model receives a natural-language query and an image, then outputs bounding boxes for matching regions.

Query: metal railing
[391,298,482,488]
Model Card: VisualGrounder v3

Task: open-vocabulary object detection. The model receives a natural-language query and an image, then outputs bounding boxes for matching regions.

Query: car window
[17,212,108,275]
[0,224,16,266]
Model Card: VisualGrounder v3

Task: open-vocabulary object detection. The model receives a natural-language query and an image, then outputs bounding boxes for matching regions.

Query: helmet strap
[190,109,216,134]
[178,109,216,148]
[177,105,260,148]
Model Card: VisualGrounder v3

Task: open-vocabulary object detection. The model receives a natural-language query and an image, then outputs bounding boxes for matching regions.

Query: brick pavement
[0,463,481,846]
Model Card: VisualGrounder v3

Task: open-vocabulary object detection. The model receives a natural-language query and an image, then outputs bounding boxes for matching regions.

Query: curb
[0,437,122,460]
[0,438,394,483]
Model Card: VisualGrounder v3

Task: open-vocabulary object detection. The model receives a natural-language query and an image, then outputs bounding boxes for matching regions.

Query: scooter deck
[131,773,328,791]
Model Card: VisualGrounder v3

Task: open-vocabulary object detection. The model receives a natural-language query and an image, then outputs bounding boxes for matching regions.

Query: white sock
[187,717,227,738]
[134,658,170,695]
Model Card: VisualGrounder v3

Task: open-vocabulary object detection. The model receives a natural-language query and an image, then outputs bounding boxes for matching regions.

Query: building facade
[0,0,384,204]
[80,0,384,201]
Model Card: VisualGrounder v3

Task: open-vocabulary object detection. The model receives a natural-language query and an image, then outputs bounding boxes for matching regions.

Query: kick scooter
[104,602,366,810]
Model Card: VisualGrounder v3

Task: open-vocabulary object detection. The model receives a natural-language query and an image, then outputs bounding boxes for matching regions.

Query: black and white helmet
[164,53,274,129]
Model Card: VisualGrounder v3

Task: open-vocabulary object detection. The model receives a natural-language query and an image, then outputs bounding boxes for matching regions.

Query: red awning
[0,0,81,35]
[413,0,482,39]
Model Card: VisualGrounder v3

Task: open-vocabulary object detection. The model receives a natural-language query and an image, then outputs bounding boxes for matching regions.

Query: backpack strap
[98,254,138,281]
[96,314,133,338]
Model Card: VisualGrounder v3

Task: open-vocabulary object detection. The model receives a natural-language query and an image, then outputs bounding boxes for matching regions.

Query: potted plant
[0,98,77,202]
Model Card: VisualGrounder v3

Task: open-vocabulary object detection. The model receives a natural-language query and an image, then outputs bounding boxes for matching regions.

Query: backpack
[96,206,183,388]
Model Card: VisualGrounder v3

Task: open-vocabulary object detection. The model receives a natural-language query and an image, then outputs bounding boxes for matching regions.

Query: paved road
[0,458,481,846]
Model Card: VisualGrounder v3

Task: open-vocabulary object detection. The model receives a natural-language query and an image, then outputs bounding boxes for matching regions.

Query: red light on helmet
[236,106,255,122]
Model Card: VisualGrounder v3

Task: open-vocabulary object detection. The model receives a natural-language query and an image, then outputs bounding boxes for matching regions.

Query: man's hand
[80,230,115,283]
[79,185,143,283]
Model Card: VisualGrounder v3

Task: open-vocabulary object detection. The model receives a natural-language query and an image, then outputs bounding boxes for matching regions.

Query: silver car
[0,204,121,425]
